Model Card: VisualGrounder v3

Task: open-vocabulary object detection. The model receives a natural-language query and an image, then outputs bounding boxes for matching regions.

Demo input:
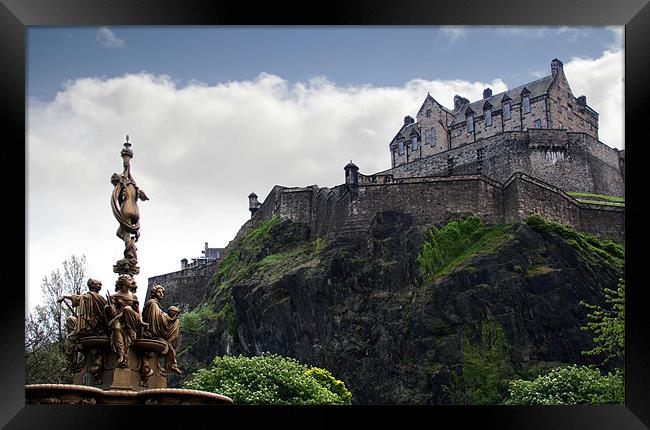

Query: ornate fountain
[26,137,232,405]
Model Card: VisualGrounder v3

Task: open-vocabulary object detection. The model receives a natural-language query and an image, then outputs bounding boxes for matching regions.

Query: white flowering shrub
[505,365,623,405]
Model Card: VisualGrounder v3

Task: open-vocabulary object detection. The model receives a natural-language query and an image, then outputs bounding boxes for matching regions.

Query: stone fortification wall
[146,261,219,312]
[246,173,623,243]
[378,130,624,197]
[352,176,504,227]
[152,171,623,302]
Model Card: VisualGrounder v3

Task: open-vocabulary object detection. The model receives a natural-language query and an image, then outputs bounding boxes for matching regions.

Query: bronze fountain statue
[25,136,232,405]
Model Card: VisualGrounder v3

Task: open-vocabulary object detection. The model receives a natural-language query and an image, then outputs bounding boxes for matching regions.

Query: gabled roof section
[417,93,454,116]
[389,122,419,145]
[450,75,554,126]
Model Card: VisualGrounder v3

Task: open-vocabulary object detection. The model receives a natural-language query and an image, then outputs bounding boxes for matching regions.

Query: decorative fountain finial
[111,135,148,275]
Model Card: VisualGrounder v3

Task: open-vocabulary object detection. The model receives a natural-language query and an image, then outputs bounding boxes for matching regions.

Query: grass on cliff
[208,216,323,305]
[525,215,623,269]
[566,192,625,207]
[418,216,514,281]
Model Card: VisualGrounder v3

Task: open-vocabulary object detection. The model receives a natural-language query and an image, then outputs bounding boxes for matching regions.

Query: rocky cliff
[170,212,623,404]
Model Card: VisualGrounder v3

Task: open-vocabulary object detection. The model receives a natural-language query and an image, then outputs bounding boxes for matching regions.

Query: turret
[344,161,359,186]
[248,192,261,217]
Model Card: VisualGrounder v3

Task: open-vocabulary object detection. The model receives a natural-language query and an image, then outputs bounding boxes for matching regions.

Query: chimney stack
[453,95,470,111]
[483,88,492,99]
[577,95,587,106]
[403,115,414,126]
[551,58,564,77]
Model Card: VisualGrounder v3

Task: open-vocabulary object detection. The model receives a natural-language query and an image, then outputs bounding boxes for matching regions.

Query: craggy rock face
[174,213,622,404]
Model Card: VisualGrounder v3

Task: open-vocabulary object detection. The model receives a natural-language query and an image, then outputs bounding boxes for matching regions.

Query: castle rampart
[240,172,624,245]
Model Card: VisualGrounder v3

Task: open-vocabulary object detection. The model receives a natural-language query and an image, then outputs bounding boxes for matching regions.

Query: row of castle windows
[466,95,530,132]
[396,128,438,155]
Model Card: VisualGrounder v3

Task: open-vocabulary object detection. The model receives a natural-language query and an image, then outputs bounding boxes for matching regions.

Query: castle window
[424,128,431,145]
[467,114,474,132]
[523,96,531,113]
[426,109,432,118]
[411,136,419,150]
[513,126,521,131]
[432,128,437,146]
[503,103,511,120]
[485,108,492,126]
[559,121,564,129]
[568,105,573,119]
[398,141,405,155]
[447,157,454,175]
[534,119,542,128]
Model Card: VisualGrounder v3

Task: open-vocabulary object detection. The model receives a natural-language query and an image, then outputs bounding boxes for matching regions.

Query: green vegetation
[215,303,238,338]
[505,365,623,405]
[26,255,87,384]
[566,192,625,206]
[418,216,513,281]
[525,215,624,269]
[505,275,625,405]
[305,366,353,404]
[447,314,515,404]
[184,353,352,405]
[180,304,217,335]
[581,279,625,364]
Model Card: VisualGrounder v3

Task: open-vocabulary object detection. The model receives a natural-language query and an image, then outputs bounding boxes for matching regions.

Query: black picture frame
[5,0,649,427]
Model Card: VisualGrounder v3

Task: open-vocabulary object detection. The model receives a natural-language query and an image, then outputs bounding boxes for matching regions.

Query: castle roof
[449,75,555,126]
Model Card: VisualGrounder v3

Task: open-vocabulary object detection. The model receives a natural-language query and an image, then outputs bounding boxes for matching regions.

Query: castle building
[180,242,224,270]
[390,59,599,167]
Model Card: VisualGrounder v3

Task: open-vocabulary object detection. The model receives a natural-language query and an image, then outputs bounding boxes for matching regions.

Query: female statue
[105,275,148,368]
[111,137,148,276]
[142,285,182,374]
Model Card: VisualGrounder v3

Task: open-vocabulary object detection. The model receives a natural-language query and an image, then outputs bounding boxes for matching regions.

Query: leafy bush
[505,365,624,405]
[305,367,352,404]
[180,304,216,335]
[184,353,352,405]
[447,314,515,404]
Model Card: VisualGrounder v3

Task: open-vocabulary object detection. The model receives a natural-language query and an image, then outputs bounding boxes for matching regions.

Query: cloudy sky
[26,26,624,311]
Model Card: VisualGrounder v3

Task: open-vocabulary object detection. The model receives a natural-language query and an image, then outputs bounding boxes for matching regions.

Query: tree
[581,278,625,364]
[25,255,87,384]
[184,353,352,405]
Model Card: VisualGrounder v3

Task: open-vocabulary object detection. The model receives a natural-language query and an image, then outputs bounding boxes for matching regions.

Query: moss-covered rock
[173,213,623,404]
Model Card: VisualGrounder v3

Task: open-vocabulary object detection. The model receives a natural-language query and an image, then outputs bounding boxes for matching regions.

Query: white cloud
[494,26,589,42]
[606,26,624,51]
[26,72,506,309]
[564,50,624,150]
[26,49,622,309]
[436,27,467,46]
[97,27,125,49]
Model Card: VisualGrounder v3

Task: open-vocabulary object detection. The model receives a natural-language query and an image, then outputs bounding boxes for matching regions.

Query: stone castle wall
[378,130,624,197]
[246,172,624,243]
[146,261,219,312]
